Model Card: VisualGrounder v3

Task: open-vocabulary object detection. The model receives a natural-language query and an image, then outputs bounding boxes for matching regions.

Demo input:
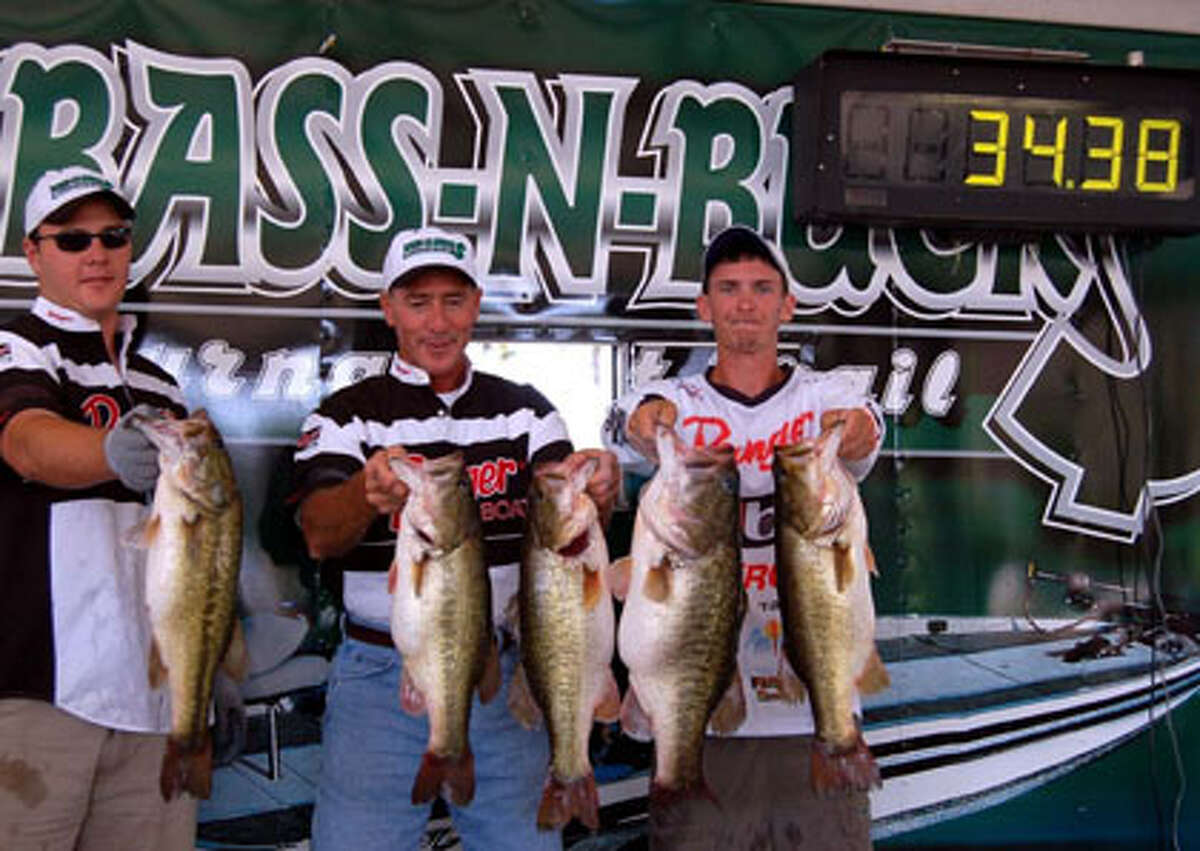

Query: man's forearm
[299,470,378,559]
[1,409,113,488]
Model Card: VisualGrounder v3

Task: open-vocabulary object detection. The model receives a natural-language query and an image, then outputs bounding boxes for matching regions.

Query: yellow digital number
[1136,118,1180,193]
[965,110,1008,186]
[1023,115,1066,186]
[1080,116,1124,191]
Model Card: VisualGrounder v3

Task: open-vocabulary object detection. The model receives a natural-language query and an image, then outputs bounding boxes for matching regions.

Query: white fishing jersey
[605,363,883,737]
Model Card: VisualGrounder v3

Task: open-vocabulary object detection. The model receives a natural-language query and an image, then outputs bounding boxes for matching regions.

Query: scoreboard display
[792,50,1200,234]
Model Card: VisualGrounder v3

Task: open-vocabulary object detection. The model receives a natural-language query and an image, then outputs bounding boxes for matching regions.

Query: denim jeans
[310,635,561,851]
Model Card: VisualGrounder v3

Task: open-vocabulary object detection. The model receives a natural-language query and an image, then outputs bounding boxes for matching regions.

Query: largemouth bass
[612,425,746,807]
[135,410,243,801]
[773,422,889,794]
[388,451,500,806]
[510,457,620,831]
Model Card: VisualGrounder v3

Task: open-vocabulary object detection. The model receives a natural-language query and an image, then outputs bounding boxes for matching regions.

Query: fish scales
[138,411,243,801]
[516,458,617,830]
[637,541,741,788]
[777,527,860,750]
[773,423,889,794]
[615,426,746,804]
[389,451,496,806]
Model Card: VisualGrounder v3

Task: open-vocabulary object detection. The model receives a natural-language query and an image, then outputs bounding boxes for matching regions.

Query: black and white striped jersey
[0,297,186,732]
[293,352,572,628]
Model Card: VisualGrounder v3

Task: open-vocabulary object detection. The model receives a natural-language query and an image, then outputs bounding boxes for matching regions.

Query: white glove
[102,404,162,491]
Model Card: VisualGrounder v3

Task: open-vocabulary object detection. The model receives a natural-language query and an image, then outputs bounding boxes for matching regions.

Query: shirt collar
[33,296,137,338]
[388,352,474,392]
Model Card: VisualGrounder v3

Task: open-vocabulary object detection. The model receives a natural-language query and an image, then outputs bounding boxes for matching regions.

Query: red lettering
[479,498,526,522]
[729,414,819,472]
[498,457,518,488]
[479,461,499,495]
[790,412,813,444]
[683,415,731,448]
[81,394,121,429]
[743,563,776,591]
[466,457,520,498]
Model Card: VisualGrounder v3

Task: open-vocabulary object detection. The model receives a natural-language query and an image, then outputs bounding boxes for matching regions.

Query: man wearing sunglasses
[0,166,192,849]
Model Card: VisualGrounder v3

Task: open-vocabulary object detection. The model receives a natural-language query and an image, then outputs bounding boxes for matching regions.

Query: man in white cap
[606,225,883,849]
[293,225,619,849]
[0,166,191,847]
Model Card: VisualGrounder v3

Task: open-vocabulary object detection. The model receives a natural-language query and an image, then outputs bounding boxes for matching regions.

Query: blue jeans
[310,635,561,851]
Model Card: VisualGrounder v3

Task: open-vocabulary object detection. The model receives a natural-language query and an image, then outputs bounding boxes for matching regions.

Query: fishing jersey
[605,363,883,738]
[293,353,573,630]
[0,297,187,733]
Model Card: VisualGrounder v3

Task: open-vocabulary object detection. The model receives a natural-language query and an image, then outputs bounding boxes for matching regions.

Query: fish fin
[582,565,605,611]
[618,683,654,742]
[219,618,249,682]
[477,637,502,705]
[148,639,168,689]
[817,420,845,465]
[506,661,543,730]
[778,657,808,704]
[834,545,854,594]
[159,734,214,802]
[415,554,429,595]
[387,561,398,595]
[399,665,427,716]
[856,647,891,694]
[593,669,622,724]
[538,771,600,831]
[810,733,880,795]
[642,556,671,603]
[607,556,632,601]
[123,513,160,549]
[708,667,747,735]
[501,592,521,642]
[412,749,475,806]
[864,543,878,576]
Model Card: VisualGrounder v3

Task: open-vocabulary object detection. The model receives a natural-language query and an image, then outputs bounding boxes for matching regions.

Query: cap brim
[388,264,478,290]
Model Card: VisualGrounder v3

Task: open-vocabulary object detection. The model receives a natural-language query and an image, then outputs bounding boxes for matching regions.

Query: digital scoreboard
[792,50,1200,234]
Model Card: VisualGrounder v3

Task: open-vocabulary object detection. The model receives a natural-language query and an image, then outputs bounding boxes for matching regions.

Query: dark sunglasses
[32,226,132,253]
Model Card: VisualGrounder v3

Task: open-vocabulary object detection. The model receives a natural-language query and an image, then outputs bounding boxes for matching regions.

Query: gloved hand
[103,404,162,491]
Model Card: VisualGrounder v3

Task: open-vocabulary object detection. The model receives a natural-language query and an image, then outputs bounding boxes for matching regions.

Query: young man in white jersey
[607,225,882,849]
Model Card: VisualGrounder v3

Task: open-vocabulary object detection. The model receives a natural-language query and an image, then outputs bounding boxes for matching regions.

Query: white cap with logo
[381,226,479,290]
[24,166,135,235]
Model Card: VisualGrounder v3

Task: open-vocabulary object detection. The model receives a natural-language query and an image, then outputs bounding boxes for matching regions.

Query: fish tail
[411,749,475,806]
[537,771,600,831]
[159,734,213,801]
[809,733,880,795]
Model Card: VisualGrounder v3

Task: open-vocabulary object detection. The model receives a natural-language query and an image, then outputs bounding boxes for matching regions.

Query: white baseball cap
[24,166,134,235]
[381,226,479,290]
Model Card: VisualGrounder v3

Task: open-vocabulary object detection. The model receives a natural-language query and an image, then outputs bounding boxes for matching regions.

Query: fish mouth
[130,410,197,452]
[776,441,816,459]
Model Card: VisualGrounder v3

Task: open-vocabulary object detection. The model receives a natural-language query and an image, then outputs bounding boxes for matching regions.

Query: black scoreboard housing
[792,50,1200,234]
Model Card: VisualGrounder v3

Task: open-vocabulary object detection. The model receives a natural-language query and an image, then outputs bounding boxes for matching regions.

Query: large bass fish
[510,457,620,831]
[612,425,746,807]
[135,410,244,801]
[388,451,500,807]
[773,422,890,794]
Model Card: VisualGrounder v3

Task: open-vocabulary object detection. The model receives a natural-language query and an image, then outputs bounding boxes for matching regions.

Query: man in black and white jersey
[0,167,191,848]
[293,225,618,850]
[606,225,883,849]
